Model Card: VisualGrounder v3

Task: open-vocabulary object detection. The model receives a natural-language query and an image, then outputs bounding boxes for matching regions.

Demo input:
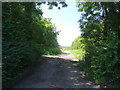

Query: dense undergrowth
[2,2,65,88]
[70,2,120,88]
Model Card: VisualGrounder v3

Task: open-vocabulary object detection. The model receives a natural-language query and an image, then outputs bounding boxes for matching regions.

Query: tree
[2,2,66,88]
[76,2,120,88]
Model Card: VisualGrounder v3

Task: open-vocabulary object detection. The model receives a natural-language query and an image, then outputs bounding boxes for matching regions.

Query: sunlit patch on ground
[43,51,79,61]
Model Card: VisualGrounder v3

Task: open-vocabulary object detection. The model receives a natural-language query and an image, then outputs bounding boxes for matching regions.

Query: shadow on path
[12,52,100,88]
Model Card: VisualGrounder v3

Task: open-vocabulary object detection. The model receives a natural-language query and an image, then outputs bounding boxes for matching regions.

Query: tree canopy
[2,2,67,88]
[70,2,120,88]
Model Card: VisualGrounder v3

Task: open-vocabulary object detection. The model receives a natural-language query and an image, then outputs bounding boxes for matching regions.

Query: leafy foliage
[74,2,120,88]
[2,2,63,88]
[70,35,86,60]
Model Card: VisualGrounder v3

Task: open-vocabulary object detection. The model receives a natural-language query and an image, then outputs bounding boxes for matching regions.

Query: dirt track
[13,51,100,88]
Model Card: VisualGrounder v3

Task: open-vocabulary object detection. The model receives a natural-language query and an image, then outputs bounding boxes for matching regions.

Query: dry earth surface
[12,51,100,88]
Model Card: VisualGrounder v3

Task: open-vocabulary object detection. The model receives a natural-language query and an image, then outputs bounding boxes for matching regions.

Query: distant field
[60,46,70,52]
[60,46,69,48]
[60,47,85,60]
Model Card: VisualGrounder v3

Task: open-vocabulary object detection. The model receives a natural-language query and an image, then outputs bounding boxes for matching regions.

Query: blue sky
[40,1,81,46]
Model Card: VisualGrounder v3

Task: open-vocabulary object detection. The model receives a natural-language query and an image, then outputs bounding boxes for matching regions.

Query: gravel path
[12,51,100,88]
